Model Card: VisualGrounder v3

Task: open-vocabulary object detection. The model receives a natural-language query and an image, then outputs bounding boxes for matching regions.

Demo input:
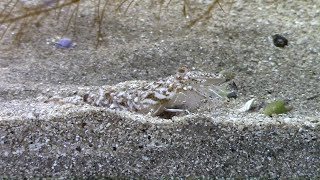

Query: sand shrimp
[47,67,229,118]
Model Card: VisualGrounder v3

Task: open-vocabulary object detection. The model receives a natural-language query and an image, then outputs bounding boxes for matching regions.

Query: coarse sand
[0,0,319,178]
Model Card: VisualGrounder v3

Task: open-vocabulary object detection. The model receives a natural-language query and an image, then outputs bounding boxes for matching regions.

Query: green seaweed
[263,100,293,117]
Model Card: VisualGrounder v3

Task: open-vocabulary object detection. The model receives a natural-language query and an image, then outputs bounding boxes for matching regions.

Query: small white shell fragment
[238,98,255,112]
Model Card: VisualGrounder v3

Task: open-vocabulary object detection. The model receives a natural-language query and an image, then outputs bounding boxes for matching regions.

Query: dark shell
[272,34,288,48]
[227,91,237,99]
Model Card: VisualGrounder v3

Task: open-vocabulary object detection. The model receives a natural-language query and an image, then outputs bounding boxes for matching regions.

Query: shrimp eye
[83,94,89,102]
[178,67,187,73]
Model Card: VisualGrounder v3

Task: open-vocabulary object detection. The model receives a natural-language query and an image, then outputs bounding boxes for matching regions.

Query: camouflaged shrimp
[49,67,227,117]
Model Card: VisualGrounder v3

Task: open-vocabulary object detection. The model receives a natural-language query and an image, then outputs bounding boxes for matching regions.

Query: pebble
[272,34,288,48]
[55,38,75,48]
[227,92,237,99]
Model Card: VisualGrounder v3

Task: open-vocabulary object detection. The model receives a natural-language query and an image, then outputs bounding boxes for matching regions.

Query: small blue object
[43,0,57,7]
[55,38,74,48]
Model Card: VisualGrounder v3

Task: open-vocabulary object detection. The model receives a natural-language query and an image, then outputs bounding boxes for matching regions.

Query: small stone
[227,92,237,99]
[55,38,74,48]
[43,0,57,7]
[272,34,288,48]
[75,146,82,152]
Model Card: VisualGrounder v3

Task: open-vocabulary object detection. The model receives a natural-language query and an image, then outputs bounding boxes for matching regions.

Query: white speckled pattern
[82,67,226,116]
